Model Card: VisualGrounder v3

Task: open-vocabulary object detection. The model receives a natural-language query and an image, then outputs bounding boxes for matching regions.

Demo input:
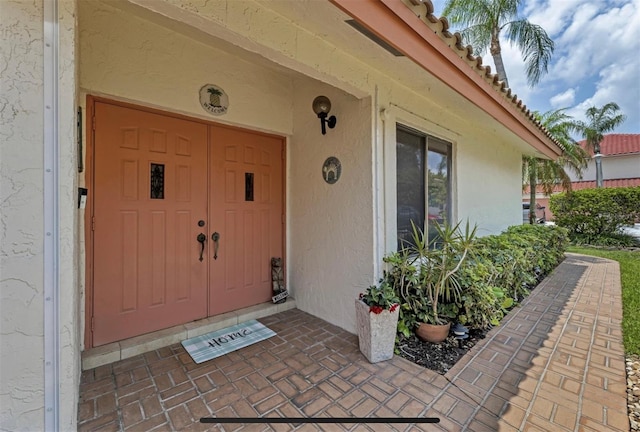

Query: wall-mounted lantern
[312,96,337,135]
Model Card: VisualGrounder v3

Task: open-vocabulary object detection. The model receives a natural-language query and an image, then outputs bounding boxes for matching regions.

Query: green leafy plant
[456,224,568,329]
[389,222,568,335]
[359,280,400,315]
[402,220,478,325]
[550,187,640,246]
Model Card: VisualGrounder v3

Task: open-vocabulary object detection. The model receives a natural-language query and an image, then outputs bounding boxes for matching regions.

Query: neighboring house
[523,134,640,219]
[1,0,563,429]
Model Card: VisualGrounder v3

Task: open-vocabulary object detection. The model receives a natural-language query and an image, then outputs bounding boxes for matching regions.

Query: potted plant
[403,220,477,343]
[355,279,400,363]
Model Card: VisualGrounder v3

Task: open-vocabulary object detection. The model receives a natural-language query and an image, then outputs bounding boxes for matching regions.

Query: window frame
[395,124,453,250]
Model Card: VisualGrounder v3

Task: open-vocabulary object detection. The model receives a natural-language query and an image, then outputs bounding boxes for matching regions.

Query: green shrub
[388,224,568,334]
[550,187,640,245]
[456,258,505,328]
[456,224,568,330]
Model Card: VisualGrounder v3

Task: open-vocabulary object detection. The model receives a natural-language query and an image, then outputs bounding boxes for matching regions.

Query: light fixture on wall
[312,96,337,135]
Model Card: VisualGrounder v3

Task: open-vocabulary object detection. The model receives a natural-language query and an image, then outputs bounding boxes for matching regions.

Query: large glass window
[396,126,452,249]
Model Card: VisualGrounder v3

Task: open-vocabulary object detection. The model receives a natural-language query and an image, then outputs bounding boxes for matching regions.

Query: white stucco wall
[1,0,79,430]
[78,0,294,136]
[289,80,374,333]
[455,128,523,235]
[1,2,46,429]
[58,0,81,429]
[569,154,640,182]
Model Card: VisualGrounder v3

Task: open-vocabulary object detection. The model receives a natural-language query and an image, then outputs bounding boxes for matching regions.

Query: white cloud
[431,0,640,133]
[508,0,640,132]
[549,89,576,108]
[524,0,588,37]
[567,60,640,129]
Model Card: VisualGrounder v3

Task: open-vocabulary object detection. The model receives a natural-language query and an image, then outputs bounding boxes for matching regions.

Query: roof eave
[329,0,562,159]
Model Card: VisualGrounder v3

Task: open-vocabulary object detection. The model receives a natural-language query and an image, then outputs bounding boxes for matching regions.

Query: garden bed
[396,329,488,375]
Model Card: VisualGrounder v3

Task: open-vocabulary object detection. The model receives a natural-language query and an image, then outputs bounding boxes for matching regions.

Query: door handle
[211,232,220,260]
[196,233,206,262]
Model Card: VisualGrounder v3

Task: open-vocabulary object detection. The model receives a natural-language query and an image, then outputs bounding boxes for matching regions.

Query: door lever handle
[211,232,220,260]
[196,233,206,262]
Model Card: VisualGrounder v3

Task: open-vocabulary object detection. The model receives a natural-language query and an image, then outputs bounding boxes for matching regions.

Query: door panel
[92,102,208,346]
[209,125,284,315]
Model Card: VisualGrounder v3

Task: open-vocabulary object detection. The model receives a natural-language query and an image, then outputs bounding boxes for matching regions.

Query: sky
[430,0,640,134]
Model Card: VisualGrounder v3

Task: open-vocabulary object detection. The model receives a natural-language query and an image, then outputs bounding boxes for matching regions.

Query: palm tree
[572,103,627,187]
[522,109,589,223]
[443,0,554,88]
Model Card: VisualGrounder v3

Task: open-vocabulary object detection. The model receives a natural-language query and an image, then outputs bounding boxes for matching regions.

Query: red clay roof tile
[578,134,640,156]
[524,178,640,194]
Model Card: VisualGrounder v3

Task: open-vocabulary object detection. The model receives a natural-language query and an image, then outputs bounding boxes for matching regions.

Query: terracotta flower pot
[355,300,399,363]
[416,322,451,343]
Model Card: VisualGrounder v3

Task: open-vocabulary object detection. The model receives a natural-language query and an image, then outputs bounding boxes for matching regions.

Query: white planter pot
[355,299,399,363]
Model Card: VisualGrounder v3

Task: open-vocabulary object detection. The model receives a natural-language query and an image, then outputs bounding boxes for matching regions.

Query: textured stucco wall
[58,0,81,429]
[1,1,46,429]
[455,128,523,235]
[78,0,294,135]
[0,0,80,430]
[289,80,374,333]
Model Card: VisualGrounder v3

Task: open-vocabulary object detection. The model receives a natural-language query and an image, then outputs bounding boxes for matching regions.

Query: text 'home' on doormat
[181,320,276,364]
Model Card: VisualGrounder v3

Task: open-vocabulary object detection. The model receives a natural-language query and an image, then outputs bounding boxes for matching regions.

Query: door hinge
[91,216,95,231]
[91,316,95,331]
[92,115,96,131]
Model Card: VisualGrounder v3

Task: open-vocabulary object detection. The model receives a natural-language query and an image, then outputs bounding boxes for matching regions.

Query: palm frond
[572,103,627,153]
[523,108,589,199]
[458,25,492,55]
[443,0,494,27]
[505,19,554,86]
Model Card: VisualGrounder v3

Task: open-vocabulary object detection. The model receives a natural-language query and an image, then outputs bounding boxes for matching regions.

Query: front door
[209,125,284,315]
[91,101,284,346]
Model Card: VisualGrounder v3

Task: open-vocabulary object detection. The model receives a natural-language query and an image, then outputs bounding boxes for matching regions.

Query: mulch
[395,329,488,375]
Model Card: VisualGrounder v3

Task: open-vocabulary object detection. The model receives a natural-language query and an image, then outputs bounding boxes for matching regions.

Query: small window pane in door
[150,163,165,199]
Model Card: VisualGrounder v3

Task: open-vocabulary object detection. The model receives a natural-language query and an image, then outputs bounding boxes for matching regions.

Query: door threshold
[81,299,296,370]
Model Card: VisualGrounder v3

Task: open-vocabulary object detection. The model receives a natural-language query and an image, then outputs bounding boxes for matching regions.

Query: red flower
[369,305,383,314]
[390,304,398,312]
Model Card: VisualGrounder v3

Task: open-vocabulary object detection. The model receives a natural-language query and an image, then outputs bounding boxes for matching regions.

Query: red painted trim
[84,95,95,349]
[330,0,562,159]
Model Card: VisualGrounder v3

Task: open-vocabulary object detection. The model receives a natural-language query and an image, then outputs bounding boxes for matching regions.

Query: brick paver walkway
[78,254,628,431]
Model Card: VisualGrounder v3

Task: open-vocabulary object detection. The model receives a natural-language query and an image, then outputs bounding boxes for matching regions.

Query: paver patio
[78,253,628,431]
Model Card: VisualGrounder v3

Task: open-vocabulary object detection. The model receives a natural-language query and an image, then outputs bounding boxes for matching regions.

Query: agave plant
[404,220,477,325]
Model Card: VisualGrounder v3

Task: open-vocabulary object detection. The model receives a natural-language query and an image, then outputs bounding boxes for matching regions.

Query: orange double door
[91,101,284,347]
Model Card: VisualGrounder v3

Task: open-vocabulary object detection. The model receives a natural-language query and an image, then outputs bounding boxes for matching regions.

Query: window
[396,126,452,249]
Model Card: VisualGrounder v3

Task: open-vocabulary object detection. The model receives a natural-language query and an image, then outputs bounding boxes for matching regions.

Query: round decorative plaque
[199,84,229,116]
[322,157,341,184]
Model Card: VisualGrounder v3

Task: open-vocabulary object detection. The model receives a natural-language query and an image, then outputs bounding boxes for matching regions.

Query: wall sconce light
[312,96,337,135]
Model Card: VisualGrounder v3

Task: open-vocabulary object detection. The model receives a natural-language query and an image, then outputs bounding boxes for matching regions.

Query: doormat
[181,320,276,364]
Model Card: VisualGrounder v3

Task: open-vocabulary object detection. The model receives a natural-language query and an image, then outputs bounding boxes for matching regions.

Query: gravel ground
[628,354,640,430]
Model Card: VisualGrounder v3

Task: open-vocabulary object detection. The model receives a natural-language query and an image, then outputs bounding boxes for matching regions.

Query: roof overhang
[330,0,563,160]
